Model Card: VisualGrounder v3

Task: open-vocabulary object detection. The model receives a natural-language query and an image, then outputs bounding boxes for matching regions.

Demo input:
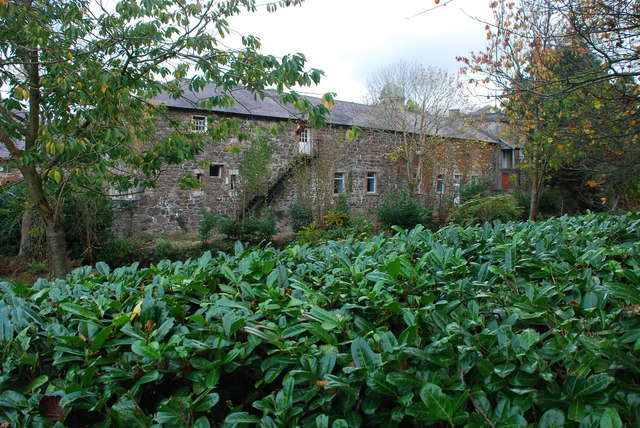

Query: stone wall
[113,108,501,236]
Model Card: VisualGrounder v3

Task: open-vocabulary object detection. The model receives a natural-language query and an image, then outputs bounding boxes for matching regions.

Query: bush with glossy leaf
[1,213,639,427]
[375,191,432,231]
[447,194,523,227]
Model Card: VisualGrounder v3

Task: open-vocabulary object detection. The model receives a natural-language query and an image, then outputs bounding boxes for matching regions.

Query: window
[501,149,514,169]
[192,115,207,133]
[196,173,202,181]
[436,175,444,193]
[366,171,377,194]
[471,175,479,185]
[230,173,238,190]
[209,164,223,177]
[299,128,311,155]
[453,175,461,204]
[333,172,345,194]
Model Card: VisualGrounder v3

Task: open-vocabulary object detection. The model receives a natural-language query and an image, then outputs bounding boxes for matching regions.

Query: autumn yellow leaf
[321,93,334,110]
[130,300,143,321]
[47,168,62,184]
[586,180,598,187]
[101,83,108,93]
[556,144,563,151]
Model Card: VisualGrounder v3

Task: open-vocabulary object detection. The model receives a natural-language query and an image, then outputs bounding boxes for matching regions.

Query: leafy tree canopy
[460,0,640,216]
[0,0,330,277]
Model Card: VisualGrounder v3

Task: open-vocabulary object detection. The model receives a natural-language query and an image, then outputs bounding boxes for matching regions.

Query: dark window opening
[209,164,223,177]
[366,172,377,193]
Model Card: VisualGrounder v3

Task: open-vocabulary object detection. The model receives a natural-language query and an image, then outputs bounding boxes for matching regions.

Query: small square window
[366,171,377,193]
[209,164,223,177]
[192,115,207,133]
[333,172,345,194]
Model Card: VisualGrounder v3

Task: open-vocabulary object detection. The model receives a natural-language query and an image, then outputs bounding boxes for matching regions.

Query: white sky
[227,0,494,104]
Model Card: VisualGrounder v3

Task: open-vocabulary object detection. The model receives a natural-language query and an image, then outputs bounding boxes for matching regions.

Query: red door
[502,173,511,190]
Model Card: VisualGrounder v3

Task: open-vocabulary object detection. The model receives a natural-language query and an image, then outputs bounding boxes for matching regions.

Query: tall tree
[460,0,640,218]
[0,0,329,278]
[365,61,479,197]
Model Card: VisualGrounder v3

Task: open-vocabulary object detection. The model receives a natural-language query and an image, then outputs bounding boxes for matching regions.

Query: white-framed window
[209,164,223,177]
[333,172,345,195]
[299,128,311,155]
[192,115,207,133]
[436,175,444,194]
[453,175,461,204]
[366,171,377,194]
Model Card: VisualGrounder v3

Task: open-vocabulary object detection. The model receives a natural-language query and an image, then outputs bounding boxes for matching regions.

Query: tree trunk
[18,165,70,278]
[528,169,540,221]
[610,195,620,211]
[44,218,70,278]
[18,205,33,260]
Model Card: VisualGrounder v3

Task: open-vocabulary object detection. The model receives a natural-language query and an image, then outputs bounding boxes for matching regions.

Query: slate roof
[0,140,24,160]
[154,80,501,144]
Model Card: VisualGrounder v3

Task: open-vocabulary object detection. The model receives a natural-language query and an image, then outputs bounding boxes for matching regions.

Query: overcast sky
[227,0,494,104]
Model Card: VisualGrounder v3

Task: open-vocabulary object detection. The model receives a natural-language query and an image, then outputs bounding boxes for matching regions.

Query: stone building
[113,82,508,236]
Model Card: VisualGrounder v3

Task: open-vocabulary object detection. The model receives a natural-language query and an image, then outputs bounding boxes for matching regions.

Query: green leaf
[193,416,211,428]
[95,261,110,277]
[309,306,341,330]
[222,312,242,337]
[332,420,349,428]
[386,372,422,388]
[316,414,329,428]
[366,371,396,397]
[419,383,453,422]
[193,392,219,412]
[131,340,162,360]
[25,375,49,394]
[351,337,380,370]
[205,369,220,389]
[365,271,394,284]
[361,393,381,415]
[582,292,598,310]
[0,390,29,409]
[568,400,586,422]
[599,408,623,428]
[91,325,113,352]
[276,376,295,409]
[538,408,565,428]
[59,302,98,320]
[135,370,162,386]
[519,328,540,351]
[225,412,261,423]
[576,374,613,398]
[494,363,516,378]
